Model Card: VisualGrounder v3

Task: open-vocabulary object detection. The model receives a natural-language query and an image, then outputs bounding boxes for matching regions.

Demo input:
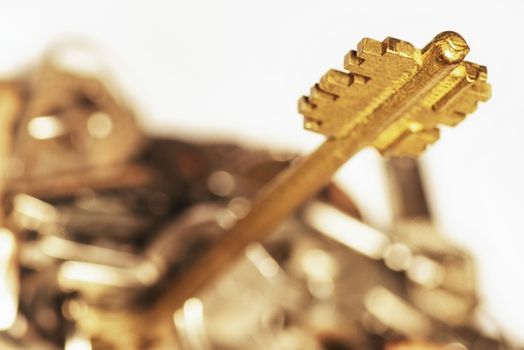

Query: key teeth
[378,128,440,158]
[304,117,323,132]
[383,37,414,55]
[310,84,338,104]
[319,69,353,96]
[431,61,491,127]
[463,62,491,100]
[438,111,467,127]
[464,62,489,82]
[298,96,316,114]
[438,85,490,126]
[455,100,478,116]
[357,37,383,57]
[355,37,421,67]
[471,81,491,101]
[299,97,323,133]
[477,65,488,82]
[344,50,364,71]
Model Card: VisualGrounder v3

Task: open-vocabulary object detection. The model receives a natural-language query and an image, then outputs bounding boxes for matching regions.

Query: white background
[1,0,523,344]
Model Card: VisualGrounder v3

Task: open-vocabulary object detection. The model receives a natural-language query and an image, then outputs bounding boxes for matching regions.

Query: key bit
[79,32,491,346]
[300,31,491,157]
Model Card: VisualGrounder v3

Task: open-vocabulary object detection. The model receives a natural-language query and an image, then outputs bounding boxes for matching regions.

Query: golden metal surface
[146,31,491,324]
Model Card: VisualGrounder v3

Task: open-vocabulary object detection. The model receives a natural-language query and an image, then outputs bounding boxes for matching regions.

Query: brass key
[154,31,490,310]
[78,31,491,347]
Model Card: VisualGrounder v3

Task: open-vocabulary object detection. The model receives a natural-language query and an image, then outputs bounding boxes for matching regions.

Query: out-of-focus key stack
[0,34,518,350]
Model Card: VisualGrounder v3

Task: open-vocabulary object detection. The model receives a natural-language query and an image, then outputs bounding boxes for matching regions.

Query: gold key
[77,31,491,347]
[156,31,490,315]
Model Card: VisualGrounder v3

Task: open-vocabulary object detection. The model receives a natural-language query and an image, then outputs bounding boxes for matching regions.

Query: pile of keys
[0,31,516,350]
